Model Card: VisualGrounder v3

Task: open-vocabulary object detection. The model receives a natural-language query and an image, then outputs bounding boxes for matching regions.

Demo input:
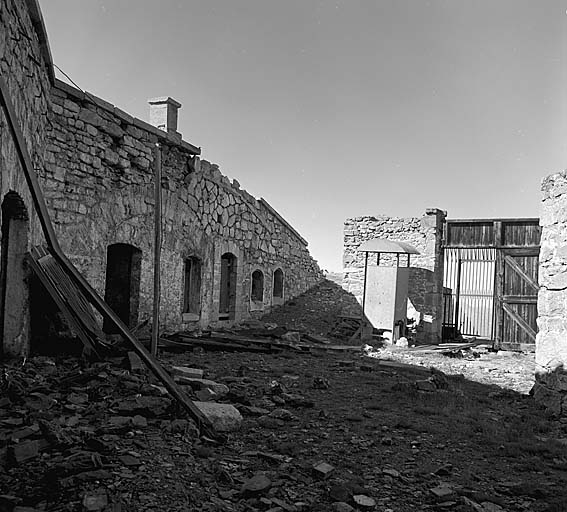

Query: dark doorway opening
[103,243,142,333]
[219,252,237,320]
[250,269,264,311]
[251,270,264,302]
[183,256,202,315]
[273,268,284,302]
[0,191,30,357]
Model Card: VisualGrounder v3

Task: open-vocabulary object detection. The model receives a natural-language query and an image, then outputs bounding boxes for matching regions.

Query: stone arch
[103,243,142,333]
[0,191,30,357]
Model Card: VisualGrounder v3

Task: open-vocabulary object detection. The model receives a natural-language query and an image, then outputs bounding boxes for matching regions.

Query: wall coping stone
[53,79,201,155]
[259,198,308,246]
[148,96,182,108]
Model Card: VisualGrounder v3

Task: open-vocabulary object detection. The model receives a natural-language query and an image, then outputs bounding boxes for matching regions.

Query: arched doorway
[0,191,30,357]
[219,252,237,320]
[251,270,264,302]
[250,269,264,311]
[103,243,142,333]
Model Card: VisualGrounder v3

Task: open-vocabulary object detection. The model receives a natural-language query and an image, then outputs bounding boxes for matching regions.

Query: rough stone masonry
[0,0,323,357]
[43,80,323,334]
[535,170,567,414]
[342,208,446,344]
[0,0,53,356]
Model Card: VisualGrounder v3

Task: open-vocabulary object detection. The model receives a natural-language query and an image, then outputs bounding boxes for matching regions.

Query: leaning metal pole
[151,144,162,358]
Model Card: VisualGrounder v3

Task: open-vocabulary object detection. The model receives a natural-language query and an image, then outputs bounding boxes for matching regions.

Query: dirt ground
[2,280,566,512]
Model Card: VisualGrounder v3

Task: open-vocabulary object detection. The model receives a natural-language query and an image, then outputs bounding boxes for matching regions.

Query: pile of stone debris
[0,353,240,511]
[0,351,334,511]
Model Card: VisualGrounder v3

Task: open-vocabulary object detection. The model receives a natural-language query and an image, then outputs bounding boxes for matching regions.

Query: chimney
[148,96,182,137]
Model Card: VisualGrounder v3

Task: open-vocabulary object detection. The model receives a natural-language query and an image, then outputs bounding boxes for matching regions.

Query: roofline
[53,79,201,156]
[258,198,308,246]
[25,0,55,84]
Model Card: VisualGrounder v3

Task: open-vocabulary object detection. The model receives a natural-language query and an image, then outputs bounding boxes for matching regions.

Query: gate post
[422,208,446,344]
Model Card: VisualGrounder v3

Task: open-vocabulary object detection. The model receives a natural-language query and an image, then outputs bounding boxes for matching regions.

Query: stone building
[534,171,567,414]
[0,0,53,357]
[0,0,323,358]
[342,209,446,343]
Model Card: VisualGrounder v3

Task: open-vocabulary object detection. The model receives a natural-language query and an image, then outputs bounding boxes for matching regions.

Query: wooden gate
[495,248,539,349]
[443,219,540,350]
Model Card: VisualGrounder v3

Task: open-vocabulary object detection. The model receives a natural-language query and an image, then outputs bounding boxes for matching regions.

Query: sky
[39,0,567,271]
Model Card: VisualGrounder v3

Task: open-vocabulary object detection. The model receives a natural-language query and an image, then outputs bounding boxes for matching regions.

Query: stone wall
[0,0,53,356]
[342,209,446,343]
[535,171,567,414]
[44,80,323,332]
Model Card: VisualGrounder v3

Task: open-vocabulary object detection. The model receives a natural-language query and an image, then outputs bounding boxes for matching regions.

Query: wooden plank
[501,221,541,247]
[447,217,539,225]
[493,249,504,348]
[151,144,162,357]
[26,252,100,357]
[503,295,537,304]
[504,255,538,292]
[445,219,541,249]
[499,247,540,257]
[502,302,537,341]
[161,336,272,353]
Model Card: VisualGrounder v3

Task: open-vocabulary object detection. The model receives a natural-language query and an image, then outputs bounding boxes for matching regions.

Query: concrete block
[312,461,334,479]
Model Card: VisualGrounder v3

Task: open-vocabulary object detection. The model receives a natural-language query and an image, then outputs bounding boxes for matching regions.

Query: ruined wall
[342,209,445,343]
[0,0,53,356]
[44,81,323,332]
[535,171,567,414]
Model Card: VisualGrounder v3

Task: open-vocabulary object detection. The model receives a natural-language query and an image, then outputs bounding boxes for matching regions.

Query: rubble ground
[2,344,567,512]
[1,280,564,512]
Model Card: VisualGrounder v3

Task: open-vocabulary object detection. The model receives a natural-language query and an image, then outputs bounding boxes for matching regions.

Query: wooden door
[495,248,539,350]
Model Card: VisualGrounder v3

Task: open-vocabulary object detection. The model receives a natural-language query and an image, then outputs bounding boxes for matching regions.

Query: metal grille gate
[443,248,496,339]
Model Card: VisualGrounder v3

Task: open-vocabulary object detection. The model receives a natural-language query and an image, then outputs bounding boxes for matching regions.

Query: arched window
[251,270,264,302]
[219,252,237,320]
[183,257,202,315]
[273,268,284,299]
[103,243,142,333]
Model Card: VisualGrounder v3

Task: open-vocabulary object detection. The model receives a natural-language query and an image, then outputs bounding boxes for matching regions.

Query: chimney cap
[148,96,182,108]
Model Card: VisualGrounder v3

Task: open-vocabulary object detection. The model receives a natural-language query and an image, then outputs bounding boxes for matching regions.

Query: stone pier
[535,170,567,414]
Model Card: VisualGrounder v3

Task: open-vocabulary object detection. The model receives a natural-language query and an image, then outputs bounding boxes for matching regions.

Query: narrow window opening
[251,270,264,302]
[219,252,237,320]
[183,257,202,316]
[273,268,284,299]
